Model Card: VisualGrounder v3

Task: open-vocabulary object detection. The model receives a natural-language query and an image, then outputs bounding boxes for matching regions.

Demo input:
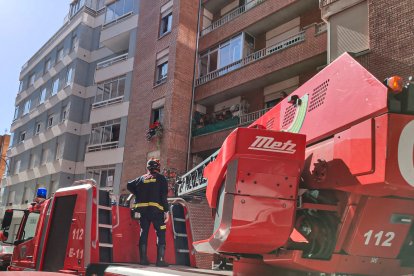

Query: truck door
[12,211,41,270]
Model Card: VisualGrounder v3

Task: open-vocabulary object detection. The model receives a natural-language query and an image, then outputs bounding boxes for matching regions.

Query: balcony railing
[92,96,124,109]
[319,0,339,8]
[239,107,271,125]
[87,141,119,152]
[96,53,128,70]
[177,150,220,196]
[196,31,306,86]
[315,22,327,35]
[201,0,266,36]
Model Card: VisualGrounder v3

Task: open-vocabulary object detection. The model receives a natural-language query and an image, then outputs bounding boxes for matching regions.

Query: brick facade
[0,135,10,178]
[356,0,414,81]
[121,0,198,192]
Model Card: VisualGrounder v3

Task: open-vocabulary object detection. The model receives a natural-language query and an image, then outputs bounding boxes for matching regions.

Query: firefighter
[127,158,169,267]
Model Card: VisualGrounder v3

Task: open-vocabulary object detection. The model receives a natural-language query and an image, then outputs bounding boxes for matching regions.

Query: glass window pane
[22,213,40,240]
[103,83,111,101]
[118,78,125,97]
[100,170,108,187]
[124,0,133,14]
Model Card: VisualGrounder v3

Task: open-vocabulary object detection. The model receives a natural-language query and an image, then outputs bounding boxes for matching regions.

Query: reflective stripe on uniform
[143,179,157,183]
[160,225,166,230]
[133,202,164,211]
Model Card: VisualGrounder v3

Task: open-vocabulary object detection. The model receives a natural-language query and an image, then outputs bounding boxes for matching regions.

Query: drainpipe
[185,0,202,171]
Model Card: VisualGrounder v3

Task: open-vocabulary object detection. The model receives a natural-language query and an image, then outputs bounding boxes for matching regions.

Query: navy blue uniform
[127,172,169,246]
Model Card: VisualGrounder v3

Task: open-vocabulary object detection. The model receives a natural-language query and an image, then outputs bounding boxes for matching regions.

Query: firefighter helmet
[147,158,161,172]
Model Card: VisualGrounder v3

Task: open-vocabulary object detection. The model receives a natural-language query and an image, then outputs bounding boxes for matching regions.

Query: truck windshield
[19,212,40,241]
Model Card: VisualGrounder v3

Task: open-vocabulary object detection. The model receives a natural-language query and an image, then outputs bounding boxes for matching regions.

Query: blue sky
[0,1,69,134]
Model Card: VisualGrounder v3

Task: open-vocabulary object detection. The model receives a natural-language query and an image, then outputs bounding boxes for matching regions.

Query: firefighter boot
[156,245,169,267]
[139,244,150,265]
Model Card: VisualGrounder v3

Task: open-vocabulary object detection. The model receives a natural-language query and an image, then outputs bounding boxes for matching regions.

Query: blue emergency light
[36,187,47,199]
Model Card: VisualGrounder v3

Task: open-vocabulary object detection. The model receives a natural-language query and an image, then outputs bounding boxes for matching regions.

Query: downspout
[186,0,202,171]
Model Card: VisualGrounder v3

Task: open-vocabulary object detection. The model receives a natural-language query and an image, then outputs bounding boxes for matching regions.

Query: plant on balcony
[146,121,163,141]
[162,167,180,196]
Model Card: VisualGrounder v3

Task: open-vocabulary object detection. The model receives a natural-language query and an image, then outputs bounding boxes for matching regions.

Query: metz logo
[248,136,297,154]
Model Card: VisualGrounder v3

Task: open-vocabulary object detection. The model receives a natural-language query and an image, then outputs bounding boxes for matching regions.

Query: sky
[0,1,70,135]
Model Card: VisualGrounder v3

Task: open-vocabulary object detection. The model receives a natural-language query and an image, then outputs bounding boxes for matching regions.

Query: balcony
[87,141,118,152]
[193,107,271,137]
[94,54,133,83]
[197,32,305,86]
[90,100,129,124]
[100,13,138,52]
[201,0,266,36]
[84,147,124,167]
[195,25,327,102]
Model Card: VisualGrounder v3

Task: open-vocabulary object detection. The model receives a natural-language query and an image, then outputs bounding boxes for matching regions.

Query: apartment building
[191,0,326,165]
[1,0,138,219]
[0,135,10,179]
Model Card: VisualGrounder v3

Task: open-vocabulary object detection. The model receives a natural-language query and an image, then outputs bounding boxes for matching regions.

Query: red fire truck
[0,53,413,275]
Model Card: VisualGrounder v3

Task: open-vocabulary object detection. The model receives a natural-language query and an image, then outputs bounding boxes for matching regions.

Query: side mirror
[1,209,14,230]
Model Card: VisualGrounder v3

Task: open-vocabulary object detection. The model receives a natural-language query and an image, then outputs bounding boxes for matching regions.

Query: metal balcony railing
[87,141,119,152]
[103,11,134,28]
[92,96,124,109]
[177,150,220,196]
[239,107,271,125]
[319,0,339,8]
[196,31,306,86]
[96,53,128,70]
[201,0,266,36]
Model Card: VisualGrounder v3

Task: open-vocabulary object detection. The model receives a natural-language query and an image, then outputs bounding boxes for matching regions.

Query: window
[104,0,135,25]
[56,46,64,63]
[39,87,46,104]
[29,73,36,86]
[152,106,164,124]
[156,62,168,84]
[70,33,78,52]
[28,153,35,169]
[55,142,64,160]
[41,148,49,165]
[8,133,14,149]
[19,131,26,143]
[23,100,31,115]
[35,122,41,135]
[7,191,15,206]
[4,159,10,176]
[45,58,52,73]
[61,105,69,122]
[47,114,55,128]
[70,0,86,17]
[66,66,74,86]
[21,187,32,204]
[14,160,21,174]
[89,119,121,150]
[159,11,172,37]
[18,81,24,92]
[95,76,126,104]
[13,107,19,120]
[86,166,115,188]
[52,78,60,95]
[199,33,249,77]
[20,212,40,241]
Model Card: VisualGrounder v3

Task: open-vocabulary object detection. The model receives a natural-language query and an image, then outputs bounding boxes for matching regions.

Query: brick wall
[355,0,414,81]
[121,0,198,192]
[0,135,10,177]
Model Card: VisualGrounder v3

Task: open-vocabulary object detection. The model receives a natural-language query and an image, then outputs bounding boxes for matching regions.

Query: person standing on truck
[127,158,169,267]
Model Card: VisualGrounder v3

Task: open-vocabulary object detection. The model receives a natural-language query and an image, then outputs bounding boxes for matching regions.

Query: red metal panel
[253,53,388,145]
[204,127,306,209]
[342,197,414,258]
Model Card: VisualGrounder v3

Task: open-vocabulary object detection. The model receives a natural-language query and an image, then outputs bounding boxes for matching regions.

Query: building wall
[0,135,10,177]
[355,0,414,80]
[121,0,199,193]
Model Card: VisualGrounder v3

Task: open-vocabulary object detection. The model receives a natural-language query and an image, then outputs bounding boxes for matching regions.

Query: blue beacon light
[36,187,47,199]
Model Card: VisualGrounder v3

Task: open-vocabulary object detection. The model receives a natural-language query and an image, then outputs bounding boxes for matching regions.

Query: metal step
[98,205,112,211]
[177,249,190,253]
[99,223,112,229]
[174,218,186,222]
[99,243,113,248]
[174,233,188,238]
